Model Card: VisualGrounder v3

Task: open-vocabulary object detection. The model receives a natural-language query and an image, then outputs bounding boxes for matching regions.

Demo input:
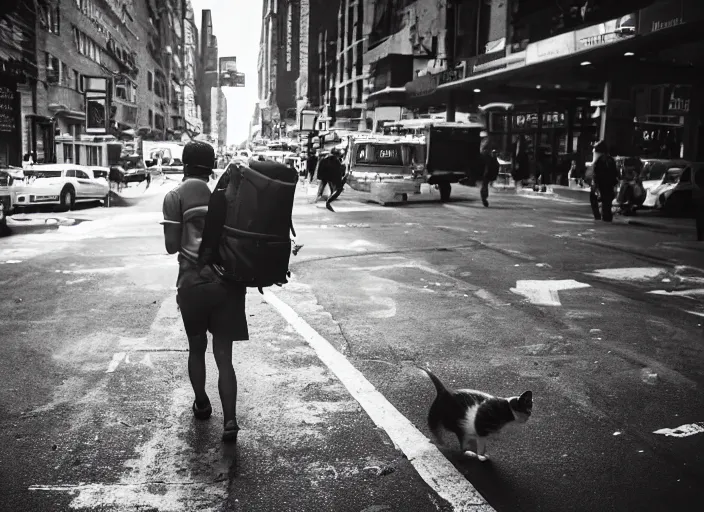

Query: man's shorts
[177,282,249,341]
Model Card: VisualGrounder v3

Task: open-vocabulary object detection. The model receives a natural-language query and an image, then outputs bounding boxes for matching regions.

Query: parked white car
[14,164,110,211]
[642,167,684,209]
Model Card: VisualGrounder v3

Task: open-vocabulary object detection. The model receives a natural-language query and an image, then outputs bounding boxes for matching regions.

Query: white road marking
[653,422,704,438]
[648,289,704,297]
[586,267,667,281]
[511,223,535,228]
[106,352,126,373]
[140,354,154,368]
[684,310,704,318]
[510,279,591,306]
[263,290,495,512]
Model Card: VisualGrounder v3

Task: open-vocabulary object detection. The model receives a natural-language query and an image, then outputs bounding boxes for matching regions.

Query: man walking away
[162,141,248,443]
[589,140,619,222]
[306,150,319,183]
[479,136,500,207]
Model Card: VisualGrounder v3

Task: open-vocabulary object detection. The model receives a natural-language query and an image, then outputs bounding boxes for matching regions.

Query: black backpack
[198,160,299,293]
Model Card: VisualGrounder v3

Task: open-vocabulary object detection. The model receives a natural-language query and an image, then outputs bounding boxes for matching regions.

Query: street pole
[446,0,457,122]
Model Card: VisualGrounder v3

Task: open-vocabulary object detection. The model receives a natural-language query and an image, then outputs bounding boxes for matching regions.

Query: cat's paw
[463,450,478,459]
[477,454,490,462]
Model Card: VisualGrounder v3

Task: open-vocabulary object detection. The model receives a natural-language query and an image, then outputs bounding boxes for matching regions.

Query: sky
[191,0,262,146]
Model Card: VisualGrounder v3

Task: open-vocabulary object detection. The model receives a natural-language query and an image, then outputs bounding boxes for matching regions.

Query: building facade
[0,0,39,166]
[182,1,202,137]
[197,8,218,138]
[389,0,704,179]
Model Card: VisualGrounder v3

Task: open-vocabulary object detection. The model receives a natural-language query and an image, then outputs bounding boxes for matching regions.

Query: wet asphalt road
[0,178,702,511]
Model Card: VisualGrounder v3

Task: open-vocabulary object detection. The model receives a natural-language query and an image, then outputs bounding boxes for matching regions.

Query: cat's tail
[418,366,448,396]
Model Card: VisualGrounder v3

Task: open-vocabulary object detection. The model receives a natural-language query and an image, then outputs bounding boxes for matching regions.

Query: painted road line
[684,310,704,318]
[106,352,126,373]
[653,422,704,438]
[263,290,495,512]
[648,288,704,297]
[510,279,591,306]
[586,267,667,280]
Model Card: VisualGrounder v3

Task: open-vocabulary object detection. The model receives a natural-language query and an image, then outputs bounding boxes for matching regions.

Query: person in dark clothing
[589,140,619,222]
[324,149,347,212]
[511,136,530,187]
[315,149,345,211]
[306,151,319,182]
[479,137,500,207]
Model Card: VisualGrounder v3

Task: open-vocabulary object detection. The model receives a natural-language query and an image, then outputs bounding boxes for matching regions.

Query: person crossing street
[589,140,619,222]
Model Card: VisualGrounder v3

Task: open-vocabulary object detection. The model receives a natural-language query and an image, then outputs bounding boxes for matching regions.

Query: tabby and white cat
[420,367,533,462]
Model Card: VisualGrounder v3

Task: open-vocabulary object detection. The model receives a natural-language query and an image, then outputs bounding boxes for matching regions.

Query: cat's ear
[518,391,533,409]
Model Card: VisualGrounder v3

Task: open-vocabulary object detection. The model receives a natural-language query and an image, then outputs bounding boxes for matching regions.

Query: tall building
[0,0,39,166]
[295,0,340,126]
[210,86,227,149]
[182,0,202,137]
[256,0,298,139]
[197,9,218,137]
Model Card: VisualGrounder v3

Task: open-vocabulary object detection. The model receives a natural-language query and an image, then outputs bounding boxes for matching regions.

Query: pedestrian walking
[161,141,248,443]
[306,151,319,182]
[479,137,500,208]
[323,148,346,212]
[511,135,530,188]
[314,150,342,206]
[589,140,619,222]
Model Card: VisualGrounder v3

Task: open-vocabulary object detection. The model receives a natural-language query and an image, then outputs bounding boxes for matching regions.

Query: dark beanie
[183,141,215,175]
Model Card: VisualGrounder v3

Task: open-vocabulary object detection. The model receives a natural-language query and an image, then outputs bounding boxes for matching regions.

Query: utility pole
[446,0,457,122]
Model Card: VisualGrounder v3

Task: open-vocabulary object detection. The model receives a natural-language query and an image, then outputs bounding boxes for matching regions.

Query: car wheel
[59,187,75,212]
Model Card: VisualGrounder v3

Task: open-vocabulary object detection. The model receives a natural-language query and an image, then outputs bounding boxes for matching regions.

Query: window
[86,147,102,166]
[74,70,80,91]
[76,169,91,179]
[66,169,76,178]
[45,53,60,83]
[148,109,153,126]
[147,71,153,91]
[44,5,60,34]
[63,144,74,163]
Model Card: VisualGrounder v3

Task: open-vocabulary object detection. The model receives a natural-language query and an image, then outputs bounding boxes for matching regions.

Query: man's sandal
[192,399,212,420]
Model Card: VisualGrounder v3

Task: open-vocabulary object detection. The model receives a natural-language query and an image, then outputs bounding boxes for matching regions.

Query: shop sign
[638,0,685,35]
[575,14,637,52]
[668,85,691,114]
[438,67,464,86]
[525,32,576,65]
[472,50,526,75]
[0,85,17,133]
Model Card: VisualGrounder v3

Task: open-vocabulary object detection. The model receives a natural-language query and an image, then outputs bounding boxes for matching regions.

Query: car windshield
[24,170,63,178]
